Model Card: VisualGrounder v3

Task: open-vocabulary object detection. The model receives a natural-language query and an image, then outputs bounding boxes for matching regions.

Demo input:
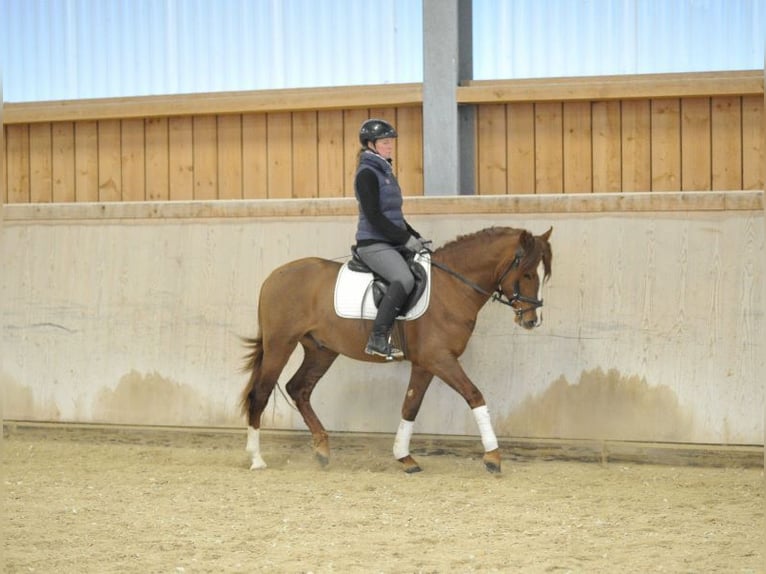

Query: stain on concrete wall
[496,368,695,442]
[1,372,61,421]
[93,370,238,427]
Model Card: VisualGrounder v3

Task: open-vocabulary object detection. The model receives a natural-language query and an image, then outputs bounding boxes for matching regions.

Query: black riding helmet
[359,118,398,148]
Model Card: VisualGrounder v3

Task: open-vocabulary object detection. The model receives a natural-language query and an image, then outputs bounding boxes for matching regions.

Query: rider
[354,118,429,360]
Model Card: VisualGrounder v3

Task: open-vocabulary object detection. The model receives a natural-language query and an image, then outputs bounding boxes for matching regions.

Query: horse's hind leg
[285,339,339,467]
[242,336,299,470]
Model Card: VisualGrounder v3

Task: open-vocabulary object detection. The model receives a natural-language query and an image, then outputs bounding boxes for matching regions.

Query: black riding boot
[365,281,408,360]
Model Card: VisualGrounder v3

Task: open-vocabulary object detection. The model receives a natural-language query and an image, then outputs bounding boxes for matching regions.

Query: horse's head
[498,227,553,330]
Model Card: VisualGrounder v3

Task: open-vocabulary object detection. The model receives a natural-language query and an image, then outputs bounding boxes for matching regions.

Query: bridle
[428,248,544,318]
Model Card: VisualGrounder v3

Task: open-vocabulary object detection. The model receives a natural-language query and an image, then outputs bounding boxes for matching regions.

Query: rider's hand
[405,235,430,254]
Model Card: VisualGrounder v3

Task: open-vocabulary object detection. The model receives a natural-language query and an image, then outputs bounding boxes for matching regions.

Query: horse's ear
[520,230,535,252]
[540,226,553,242]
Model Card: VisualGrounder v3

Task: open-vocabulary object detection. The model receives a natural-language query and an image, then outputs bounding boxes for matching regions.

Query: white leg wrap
[246,426,268,470]
[472,405,499,452]
[393,419,414,460]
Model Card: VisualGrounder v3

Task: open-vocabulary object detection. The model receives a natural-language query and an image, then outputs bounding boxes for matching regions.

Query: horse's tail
[239,334,264,417]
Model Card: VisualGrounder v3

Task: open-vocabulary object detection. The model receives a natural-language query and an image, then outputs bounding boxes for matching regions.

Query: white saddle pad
[334,252,431,320]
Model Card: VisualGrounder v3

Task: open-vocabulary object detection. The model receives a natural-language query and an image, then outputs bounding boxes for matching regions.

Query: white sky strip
[1,0,763,102]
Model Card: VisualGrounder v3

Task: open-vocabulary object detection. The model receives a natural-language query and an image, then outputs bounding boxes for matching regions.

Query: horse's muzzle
[521,317,540,329]
[514,307,542,330]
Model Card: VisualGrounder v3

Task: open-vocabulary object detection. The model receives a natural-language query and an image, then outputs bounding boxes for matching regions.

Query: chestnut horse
[241,226,553,473]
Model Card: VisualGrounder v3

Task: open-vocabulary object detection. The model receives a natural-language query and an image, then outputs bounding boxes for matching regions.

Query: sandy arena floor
[3,424,764,573]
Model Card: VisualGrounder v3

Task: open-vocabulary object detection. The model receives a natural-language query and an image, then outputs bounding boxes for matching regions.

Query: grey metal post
[422,0,475,196]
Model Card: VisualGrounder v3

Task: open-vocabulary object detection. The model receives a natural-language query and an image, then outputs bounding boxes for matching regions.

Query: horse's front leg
[394,365,434,473]
[426,355,501,473]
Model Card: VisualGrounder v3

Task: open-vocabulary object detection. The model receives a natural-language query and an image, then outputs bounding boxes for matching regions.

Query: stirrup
[365,336,403,360]
[365,345,404,360]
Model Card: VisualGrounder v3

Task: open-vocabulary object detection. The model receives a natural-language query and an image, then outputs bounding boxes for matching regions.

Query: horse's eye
[523,273,534,280]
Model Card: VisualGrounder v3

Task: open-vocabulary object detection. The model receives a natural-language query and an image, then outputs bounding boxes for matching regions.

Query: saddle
[334,249,431,320]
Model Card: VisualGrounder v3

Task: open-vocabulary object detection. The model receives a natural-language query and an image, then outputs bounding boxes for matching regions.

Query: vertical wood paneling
[52,122,75,202]
[317,110,344,198]
[3,95,761,204]
[29,123,52,203]
[192,116,218,200]
[168,117,194,200]
[291,111,318,198]
[621,100,651,192]
[477,104,507,195]
[507,103,535,194]
[650,99,681,191]
[98,120,122,201]
[217,115,243,200]
[741,95,763,190]
[6,124,30,203]
[242,113,268,199]
[145,117,169,200]
[343,109,369,198]
[121,119,146,201]
[681,98,711,191]
[395,107,423,196]
[266,112,293,199]
[75,121,98,202]
[535,102,563,193]
[369,108,397,127]
[711,96,742,190]
[591,101,622,192]
[563,101,592,193]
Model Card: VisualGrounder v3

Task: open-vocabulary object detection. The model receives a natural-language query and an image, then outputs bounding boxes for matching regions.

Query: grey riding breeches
[355,242,416,294]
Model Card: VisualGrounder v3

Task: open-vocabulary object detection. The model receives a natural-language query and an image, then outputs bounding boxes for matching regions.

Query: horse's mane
[434,226,519,254]
[435,226,552,281]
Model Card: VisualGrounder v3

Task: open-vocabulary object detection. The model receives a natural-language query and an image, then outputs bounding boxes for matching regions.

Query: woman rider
[354,118,429,360]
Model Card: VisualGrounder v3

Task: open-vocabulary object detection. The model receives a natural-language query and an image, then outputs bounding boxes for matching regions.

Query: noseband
[429,249,544,318]
[493,250,544,317]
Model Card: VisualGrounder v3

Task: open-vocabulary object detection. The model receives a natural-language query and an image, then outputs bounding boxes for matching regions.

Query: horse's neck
[438,234,517,291]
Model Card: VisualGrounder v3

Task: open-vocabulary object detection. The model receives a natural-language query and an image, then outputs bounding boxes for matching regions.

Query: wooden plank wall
[3,108,424,203]
[475,95,764,194]
[3,71,763,203]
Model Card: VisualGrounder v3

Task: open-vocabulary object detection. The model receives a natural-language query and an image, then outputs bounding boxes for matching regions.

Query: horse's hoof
[398,455,422,474]
[483,449,502,473]
[248,453,268,470]
[312,433,330,468]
